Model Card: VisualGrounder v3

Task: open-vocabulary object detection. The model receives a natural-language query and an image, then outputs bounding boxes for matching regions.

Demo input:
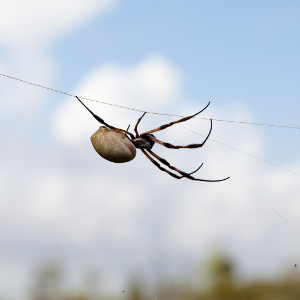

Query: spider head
[132,134,155,150]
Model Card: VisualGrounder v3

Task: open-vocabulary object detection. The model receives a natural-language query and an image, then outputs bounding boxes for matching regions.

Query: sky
[0,0,300,298]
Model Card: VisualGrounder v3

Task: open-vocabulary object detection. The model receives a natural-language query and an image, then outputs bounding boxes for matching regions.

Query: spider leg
[188,165,203,176]
[142,149,229,182]
[141,102,210,135]
[134,112,146,137]
[146,119,212,149]
[76,96,135,139]
[141,149,183,179]
[146,149,203,177]
[147,149,229,181]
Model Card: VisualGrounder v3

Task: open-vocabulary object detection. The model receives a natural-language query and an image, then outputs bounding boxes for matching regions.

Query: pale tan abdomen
[91,126,136,163]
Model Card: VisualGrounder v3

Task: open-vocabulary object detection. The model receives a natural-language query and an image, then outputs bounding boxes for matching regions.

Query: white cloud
[0,1,119,296]
[52,56,182,144]
[0,0,118,48]
[49,56,300,280]
[1,55,300,296]
[0,0,119,126]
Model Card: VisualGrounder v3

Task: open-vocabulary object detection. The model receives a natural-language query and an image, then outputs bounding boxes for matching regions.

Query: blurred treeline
[27,254,300,300]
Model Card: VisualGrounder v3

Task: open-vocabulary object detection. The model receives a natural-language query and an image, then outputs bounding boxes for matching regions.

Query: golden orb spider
[76,96,229,182]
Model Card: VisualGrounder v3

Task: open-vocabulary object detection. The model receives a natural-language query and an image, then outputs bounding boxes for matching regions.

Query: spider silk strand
[1,72,299,130]
[163,115,300,177]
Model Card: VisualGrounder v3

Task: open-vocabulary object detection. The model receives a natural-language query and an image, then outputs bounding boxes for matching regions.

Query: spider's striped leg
[146,119,212,149]
[141,102,210,135]
[134,112,146,136]
[147,149,229,182]
[141,149,183,179]
[146,149,203,177]
[142,149,229,182]
[76,96,135,139]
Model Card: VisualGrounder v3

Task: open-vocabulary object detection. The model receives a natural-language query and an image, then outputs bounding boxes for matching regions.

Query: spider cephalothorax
[76,96,229,182]
[132,134,155,150]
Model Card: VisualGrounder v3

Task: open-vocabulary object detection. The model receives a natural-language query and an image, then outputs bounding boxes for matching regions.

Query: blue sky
[53,0,300,104]
[52,0,300,161]
[0,0,300,298]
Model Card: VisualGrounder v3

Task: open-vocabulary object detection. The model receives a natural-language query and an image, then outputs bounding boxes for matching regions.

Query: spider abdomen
[91,126,136,163]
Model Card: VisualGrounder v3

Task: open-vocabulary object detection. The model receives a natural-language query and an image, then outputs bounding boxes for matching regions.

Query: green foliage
[30,261,63,300]
[28,256,300,300]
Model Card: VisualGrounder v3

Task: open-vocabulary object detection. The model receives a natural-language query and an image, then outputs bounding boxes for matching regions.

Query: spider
[76,96,229,182]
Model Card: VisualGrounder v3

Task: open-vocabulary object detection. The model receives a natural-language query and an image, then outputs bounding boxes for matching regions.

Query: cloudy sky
[0,0,300,298]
